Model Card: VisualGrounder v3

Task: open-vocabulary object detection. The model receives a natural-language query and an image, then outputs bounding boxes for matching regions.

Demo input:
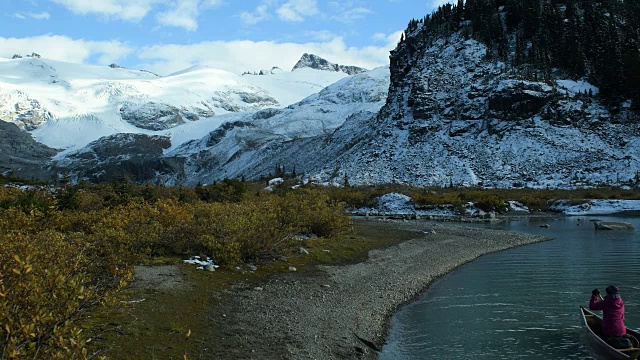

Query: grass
[81,219,421,359]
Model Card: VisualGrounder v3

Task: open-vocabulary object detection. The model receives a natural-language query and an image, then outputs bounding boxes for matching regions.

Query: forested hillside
[400,0,640,110]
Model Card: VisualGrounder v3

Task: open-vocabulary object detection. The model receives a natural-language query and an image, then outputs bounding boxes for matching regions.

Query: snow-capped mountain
[150,17,640,188]
[0,55,350,152]
[52,66,389,184]
[294,26,640,188]
[5,2,640,189]
[292,53,368,76]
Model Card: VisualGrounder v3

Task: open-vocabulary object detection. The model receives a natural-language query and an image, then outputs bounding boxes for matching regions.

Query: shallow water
[381,216,640,359]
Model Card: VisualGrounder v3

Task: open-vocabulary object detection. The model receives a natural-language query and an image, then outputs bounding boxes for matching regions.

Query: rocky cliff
[0,121,56,180]
[172,5,640,188]
[54,134,184,183]
[301,22,640,188]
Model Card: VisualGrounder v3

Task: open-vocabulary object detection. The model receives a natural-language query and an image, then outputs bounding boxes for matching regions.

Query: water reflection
[381,216,640,360]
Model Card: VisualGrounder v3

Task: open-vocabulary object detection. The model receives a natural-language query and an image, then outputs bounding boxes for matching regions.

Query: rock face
[161,68,390,185]
[151,19,640,187]
[293,54,368,76]
[593,221,635,231]
[0,121,56,180]
[0,90,53,130]
[210,88,279,112]
[54,134,183,183]
[120,102,196,130]
[295,26,640,188]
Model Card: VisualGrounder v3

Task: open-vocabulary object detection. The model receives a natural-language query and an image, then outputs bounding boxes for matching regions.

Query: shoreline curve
[208,218,553,359]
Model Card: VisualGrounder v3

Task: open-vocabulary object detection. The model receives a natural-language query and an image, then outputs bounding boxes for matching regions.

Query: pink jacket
[590,295,626,338]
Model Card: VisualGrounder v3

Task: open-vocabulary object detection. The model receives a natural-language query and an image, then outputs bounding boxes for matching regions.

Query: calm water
[381,216,640,360]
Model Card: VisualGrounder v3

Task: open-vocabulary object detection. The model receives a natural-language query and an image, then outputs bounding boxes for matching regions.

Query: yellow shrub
[0,230,130,359]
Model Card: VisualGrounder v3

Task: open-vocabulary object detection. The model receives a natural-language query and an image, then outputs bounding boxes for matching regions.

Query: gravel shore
[208,219,552,359]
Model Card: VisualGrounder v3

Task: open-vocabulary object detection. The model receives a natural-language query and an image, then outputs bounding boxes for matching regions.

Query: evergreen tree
[409,0,639,110]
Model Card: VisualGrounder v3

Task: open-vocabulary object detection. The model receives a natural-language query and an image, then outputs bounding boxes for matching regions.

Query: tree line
[401,0,640,110]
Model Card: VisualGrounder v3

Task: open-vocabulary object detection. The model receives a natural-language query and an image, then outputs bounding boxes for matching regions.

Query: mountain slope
[294,3,640,188]
[0,56,350,152]
[54,67,390,184]
[184,2,640,188]
[0,121,56,180]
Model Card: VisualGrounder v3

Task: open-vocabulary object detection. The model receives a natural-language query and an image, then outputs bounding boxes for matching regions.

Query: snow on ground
[508,201,530,213]
[242,67,348,107]
[268,178,284,186]
[551,199,640,215]
[162,113,242,152]
[556,79,600,95]
[351,192,460,217]
[0,57,351,153]
[377,193,414,214]
[183,256,219,270]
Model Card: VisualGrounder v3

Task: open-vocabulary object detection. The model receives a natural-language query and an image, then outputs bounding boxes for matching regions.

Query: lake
[381,216,640,359]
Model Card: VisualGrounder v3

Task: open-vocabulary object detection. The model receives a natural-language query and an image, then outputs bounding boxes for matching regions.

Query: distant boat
[580,306,640,359]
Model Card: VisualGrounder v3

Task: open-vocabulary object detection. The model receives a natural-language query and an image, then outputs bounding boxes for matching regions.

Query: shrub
[0,230,130,359]
[0,183,352,357]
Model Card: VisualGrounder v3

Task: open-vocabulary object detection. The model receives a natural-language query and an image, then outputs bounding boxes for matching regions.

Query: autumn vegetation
[2,175,639,359]
[0,180,349,359]
[321,184,640,212]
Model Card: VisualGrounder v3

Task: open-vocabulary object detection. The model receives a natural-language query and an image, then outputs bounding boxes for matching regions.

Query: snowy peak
[292,53,367,75]
[0,56,350,151]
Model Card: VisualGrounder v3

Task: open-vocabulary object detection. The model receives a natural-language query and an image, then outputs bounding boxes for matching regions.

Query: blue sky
[0,0,451,75]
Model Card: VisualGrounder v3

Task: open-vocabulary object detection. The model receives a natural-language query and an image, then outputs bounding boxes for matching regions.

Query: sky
[0,0,452,75]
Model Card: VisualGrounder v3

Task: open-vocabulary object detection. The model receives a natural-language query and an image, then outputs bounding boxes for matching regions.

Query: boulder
[204,264,216,272]
[593,221,635,230]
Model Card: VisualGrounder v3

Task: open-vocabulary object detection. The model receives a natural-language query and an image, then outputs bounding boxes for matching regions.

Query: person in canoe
[590,285,631,348]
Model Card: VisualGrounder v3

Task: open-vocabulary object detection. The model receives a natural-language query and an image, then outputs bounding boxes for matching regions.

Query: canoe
[580,306,640,359]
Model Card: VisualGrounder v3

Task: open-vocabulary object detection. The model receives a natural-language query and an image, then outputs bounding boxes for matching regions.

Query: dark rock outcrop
[292,54,368,75]
[119,102,201,131]
[0,121,56,180]
[593,221,635,230]
[0,92,53,131]
[55,134,184,183]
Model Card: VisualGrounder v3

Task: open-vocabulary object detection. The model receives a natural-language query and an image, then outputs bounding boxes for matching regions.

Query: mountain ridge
[0,55,352,152]
[292,53,368,76]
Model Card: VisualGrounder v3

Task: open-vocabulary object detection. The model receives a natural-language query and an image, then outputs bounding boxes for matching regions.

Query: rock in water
[593,221,635,230]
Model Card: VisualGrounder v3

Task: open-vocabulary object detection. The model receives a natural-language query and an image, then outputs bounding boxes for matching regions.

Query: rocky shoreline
[205,219,552,359]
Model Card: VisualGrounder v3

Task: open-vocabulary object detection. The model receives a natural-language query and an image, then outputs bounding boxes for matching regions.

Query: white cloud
[0,30,400,77]
[50,0,160,21]
[372,30,403,44]
[157,0,200,31]
[156,0,223,31]
[0,35,132,65]
[136,34,398,75]
[304,30,339,41]
[51,0,223,30]
[276,0,318,22]
[331,7,372,23]
[240,3,271,25]
[29,12,51,20]
[13,12,51,20]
